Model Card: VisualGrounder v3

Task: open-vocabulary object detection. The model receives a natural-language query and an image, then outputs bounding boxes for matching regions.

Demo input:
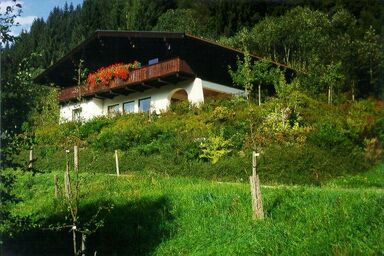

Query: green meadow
[3,164,384,255]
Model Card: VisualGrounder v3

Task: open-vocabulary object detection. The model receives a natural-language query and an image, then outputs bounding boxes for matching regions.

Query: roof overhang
[34,30,294,87]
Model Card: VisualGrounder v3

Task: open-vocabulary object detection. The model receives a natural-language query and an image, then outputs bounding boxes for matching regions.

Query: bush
[308,122,353,151]
[199,131,233,164]
[79,116,113,140]
[259,143,367,185]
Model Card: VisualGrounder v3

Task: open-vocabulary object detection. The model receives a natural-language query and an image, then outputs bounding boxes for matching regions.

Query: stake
[252,151,258,177]
[81,234,86,256]
[28,148,33,170]
[64,150,71,198]
[54,175,59,198]
[258,84,261,106]
[72,226,77,255]
[115,150,120,176]
[250,175,264,219]
[352,81,355,102]
[250,151,264,220]
[74,145,79,173]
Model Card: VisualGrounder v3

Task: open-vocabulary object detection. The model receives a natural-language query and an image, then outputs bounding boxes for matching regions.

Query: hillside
[13,95,384,185]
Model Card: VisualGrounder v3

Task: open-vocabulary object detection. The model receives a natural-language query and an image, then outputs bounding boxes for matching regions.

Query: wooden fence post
[252,151,257,177]
[81,234,86,256]
[250,151,264,220]
[28,148,33,170]
[115,150,120,176]
[74,145,79,173]
[64,149,71,198]
[54,175,59,198]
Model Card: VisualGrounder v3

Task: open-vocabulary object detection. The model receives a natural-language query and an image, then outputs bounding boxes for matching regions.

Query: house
[34,31,279,122]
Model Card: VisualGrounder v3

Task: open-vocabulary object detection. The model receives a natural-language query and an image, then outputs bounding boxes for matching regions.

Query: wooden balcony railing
[59,58,195,102]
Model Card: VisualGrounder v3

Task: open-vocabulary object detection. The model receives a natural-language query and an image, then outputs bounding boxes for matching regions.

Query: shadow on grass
[3,196,174,255]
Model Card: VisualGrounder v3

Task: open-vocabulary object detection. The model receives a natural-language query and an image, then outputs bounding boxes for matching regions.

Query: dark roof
[35,30,292,87]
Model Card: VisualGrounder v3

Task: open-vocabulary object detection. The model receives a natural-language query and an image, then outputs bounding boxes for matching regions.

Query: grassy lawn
[3,166,384,255]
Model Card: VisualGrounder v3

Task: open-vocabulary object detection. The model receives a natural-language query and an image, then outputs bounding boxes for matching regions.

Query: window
[139,97,151,112]
[72,108,82,121]
[148,58,158,65]
[108,104,120,115]
[123,101,135,114]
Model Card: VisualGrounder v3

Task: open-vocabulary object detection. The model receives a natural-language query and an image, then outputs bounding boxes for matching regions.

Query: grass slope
[3,167,384,255]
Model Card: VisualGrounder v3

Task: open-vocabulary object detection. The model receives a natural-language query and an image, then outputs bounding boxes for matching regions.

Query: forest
[1,0,384,255]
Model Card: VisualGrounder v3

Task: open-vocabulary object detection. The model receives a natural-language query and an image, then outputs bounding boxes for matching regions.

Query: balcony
[59,58,195,102]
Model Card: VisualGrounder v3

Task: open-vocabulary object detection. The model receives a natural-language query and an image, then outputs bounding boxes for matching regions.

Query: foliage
[78,116,113,140]
[1,53,46,133]
[225,7,384,100]
[153,9,215,38]
[228,44,254,100]
[0,0,21,43]
[229,50,283,102]
[199,130,233,164]
[19,96,382,185]
[357,26,384,97]
[29,87,60,128]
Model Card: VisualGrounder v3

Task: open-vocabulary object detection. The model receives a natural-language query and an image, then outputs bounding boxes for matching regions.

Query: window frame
[138,97,151,112]
[107,104,120,115]
[123,100,135,114]
[72,107,82,121]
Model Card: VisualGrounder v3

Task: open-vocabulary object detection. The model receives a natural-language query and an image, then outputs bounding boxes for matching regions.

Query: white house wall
[59,77,243,122]
[102,78,204,114]
[60,98,104,122]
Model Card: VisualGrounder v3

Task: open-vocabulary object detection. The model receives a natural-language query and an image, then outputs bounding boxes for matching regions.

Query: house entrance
[169,89,188,104]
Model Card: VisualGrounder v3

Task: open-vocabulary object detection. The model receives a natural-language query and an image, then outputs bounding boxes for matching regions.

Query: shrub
[259,143,367,185]
[199,131,233,164]
[79,116,113,139]
[308,119,354,152]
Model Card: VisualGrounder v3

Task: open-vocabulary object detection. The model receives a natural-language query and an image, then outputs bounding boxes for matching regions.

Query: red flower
[86,61,140,88]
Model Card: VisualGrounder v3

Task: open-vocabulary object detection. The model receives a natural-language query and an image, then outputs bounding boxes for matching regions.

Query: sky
[1,0,84,37]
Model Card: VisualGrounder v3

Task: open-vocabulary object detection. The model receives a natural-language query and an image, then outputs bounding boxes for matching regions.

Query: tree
[319,62,345,104]
[1,53,46,133]
[153,9,215,38]
[124,0,175,30]
[0,0,24,242]
[229,48,254,102]
[49,148,112,256]
[226,6,383,100]
[357,26,384,97]
[229,30,283,105]
[0,0,21,43]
